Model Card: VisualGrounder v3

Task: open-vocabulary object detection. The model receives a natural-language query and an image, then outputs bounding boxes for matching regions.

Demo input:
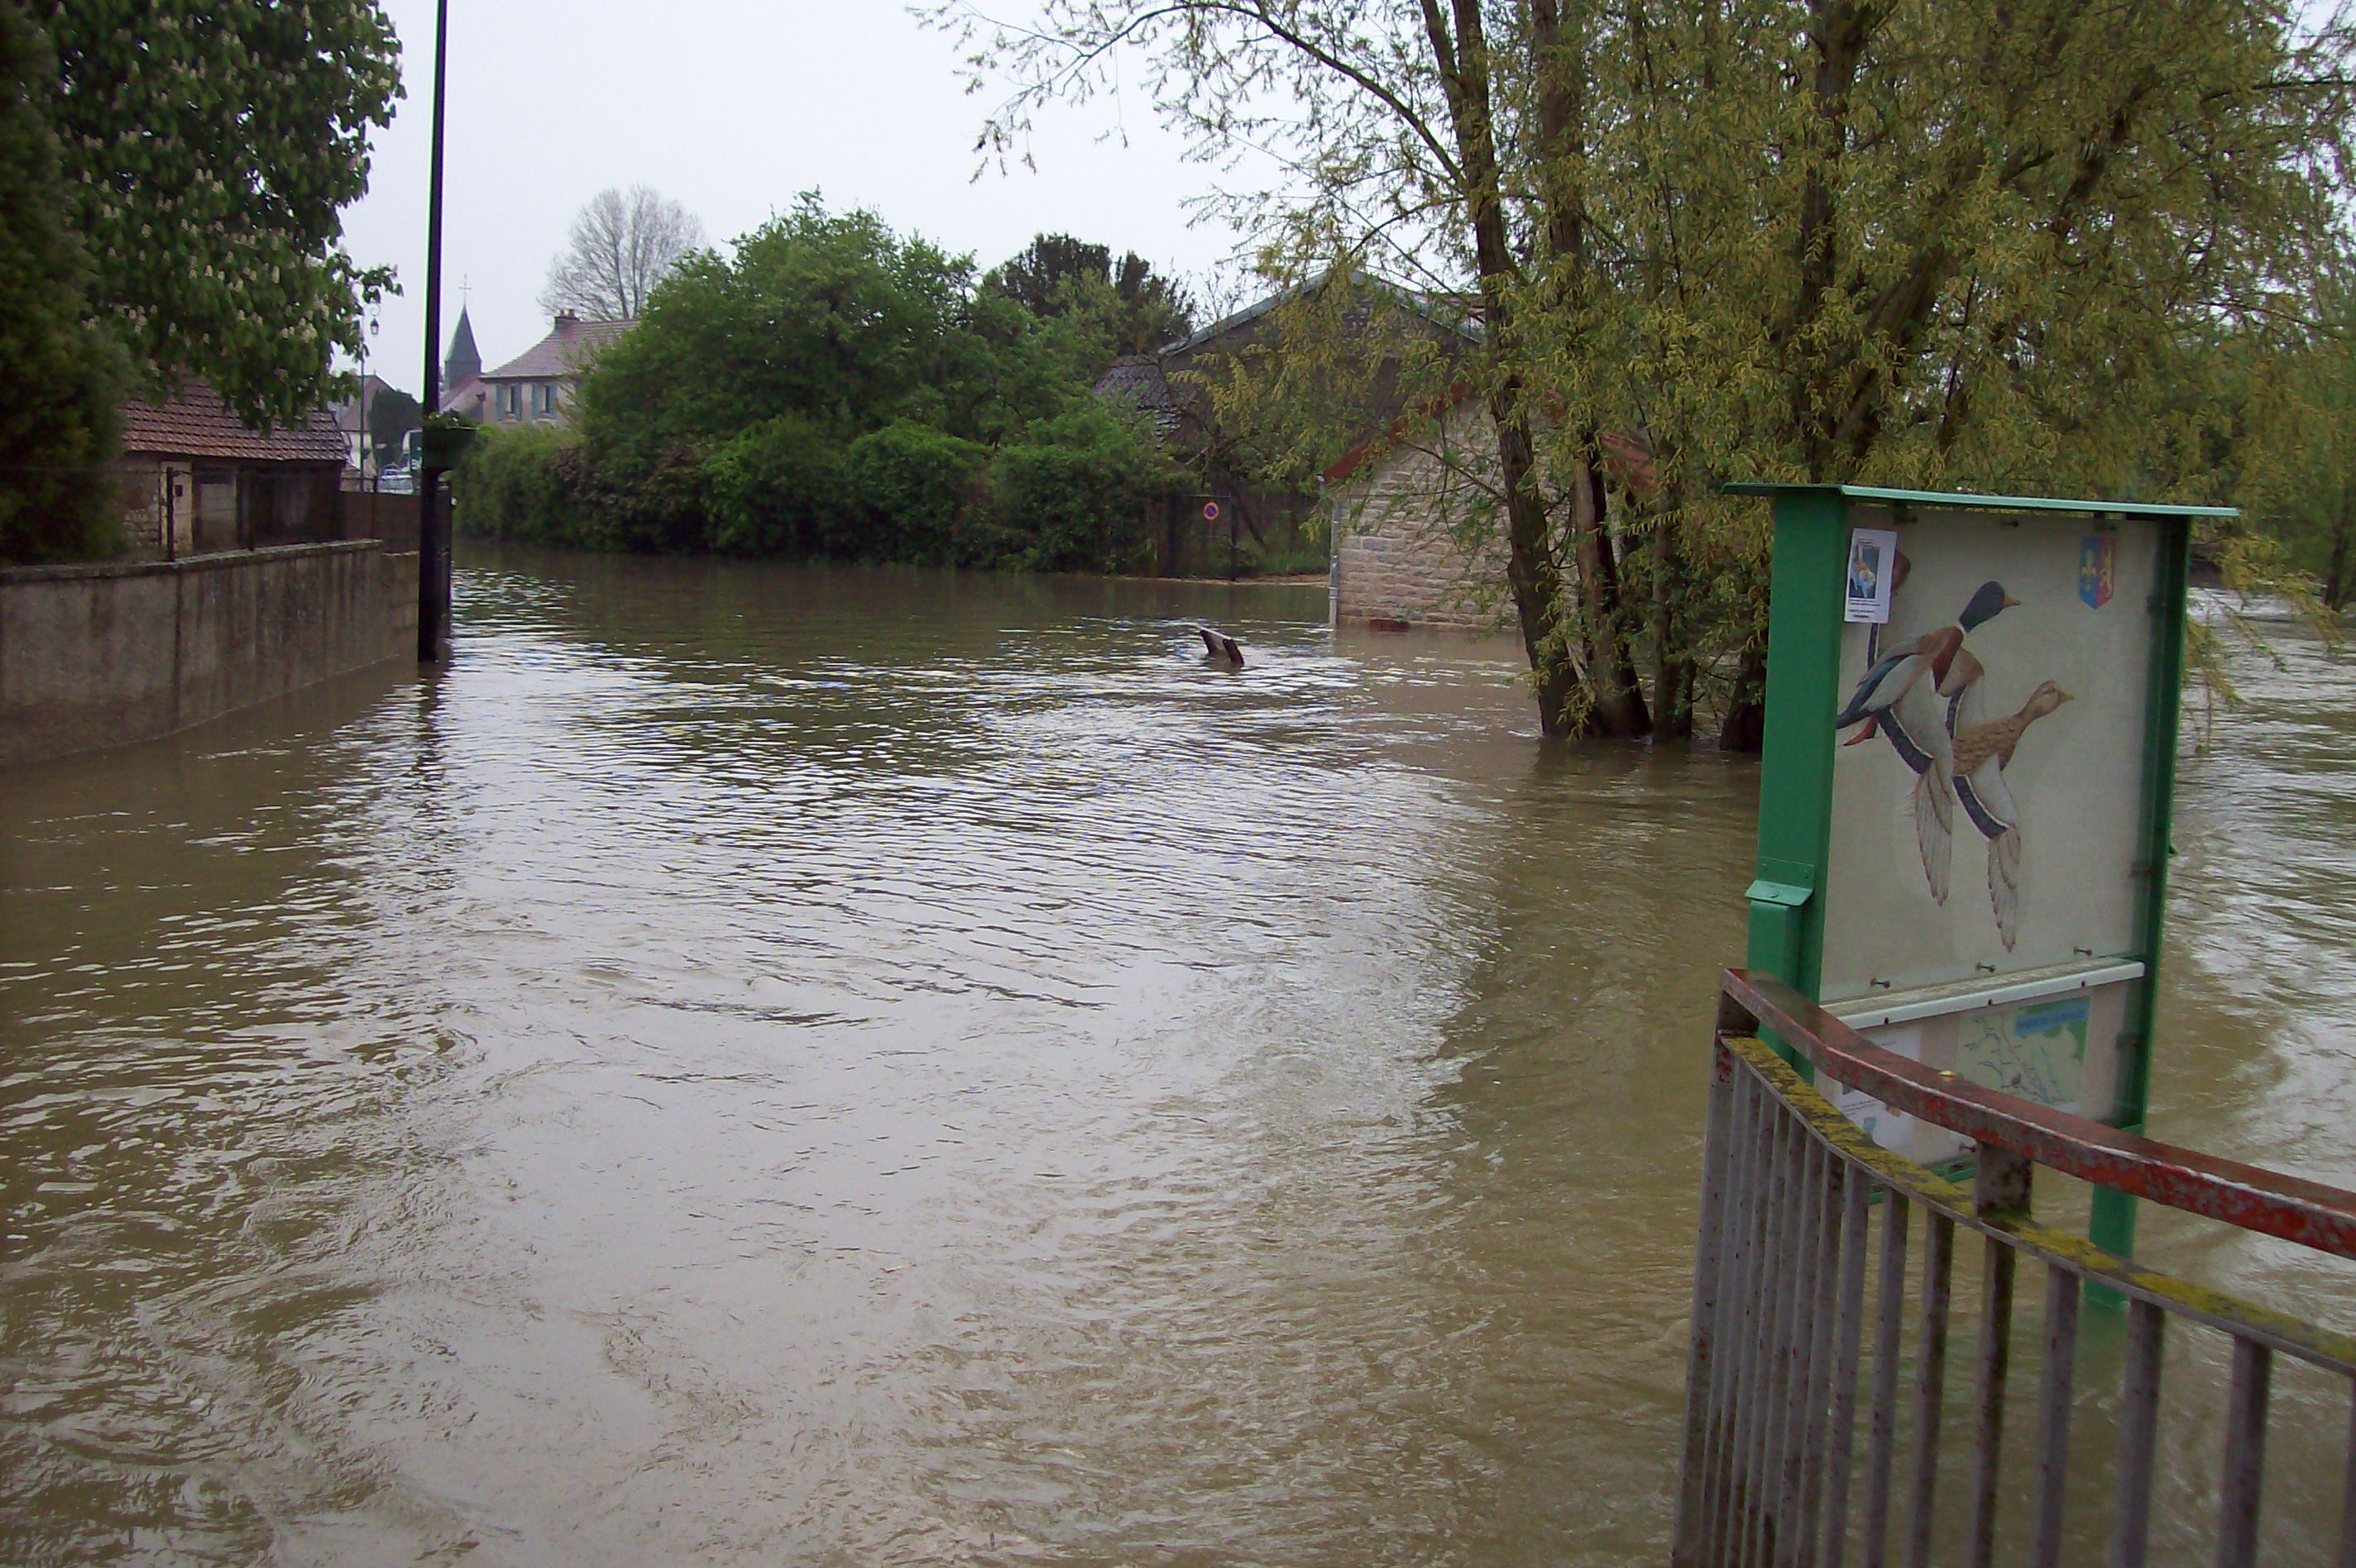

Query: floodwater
[0,552,2348,1566]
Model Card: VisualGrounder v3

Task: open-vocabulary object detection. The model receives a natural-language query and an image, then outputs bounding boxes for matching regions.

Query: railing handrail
[1722,968,2356,1260]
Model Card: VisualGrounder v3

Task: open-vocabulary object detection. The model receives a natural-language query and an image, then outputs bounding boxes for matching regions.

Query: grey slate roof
[481,315,635,381]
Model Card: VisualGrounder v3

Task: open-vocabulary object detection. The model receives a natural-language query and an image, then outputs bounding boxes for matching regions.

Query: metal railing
[1675,969,2356,1568]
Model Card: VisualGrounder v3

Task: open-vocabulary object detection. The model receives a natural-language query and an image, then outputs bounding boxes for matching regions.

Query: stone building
[117,382,352,559]
[438,308,633,428]
[1094,272,1478,576]
[1324,391,1511,633]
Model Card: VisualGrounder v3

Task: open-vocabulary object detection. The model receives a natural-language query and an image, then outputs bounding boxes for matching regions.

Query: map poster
[1831,982,2124,1164]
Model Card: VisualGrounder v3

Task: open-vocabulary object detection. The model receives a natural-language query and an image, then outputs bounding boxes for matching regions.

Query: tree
[459,197,1179,571]
[366,385,421,466]
[989,232,1194,353]
[936,0,2355,743]
[0,0,120,563]
[29,0,400,428]
[540,185,706,322]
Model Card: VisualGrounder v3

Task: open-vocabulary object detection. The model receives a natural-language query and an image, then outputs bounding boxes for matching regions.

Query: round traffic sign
[1203,500,1221,522]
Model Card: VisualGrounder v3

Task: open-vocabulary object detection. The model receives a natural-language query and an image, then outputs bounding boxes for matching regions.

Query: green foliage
[0,0,119,564]
[989,232,1193,355]
[29,0,400,427]
[937,0,2356,739]
[702,415,843,557]
[465,197,1189,575]
[994,403,1180,573]
[366,385,422,464]
[450,424,579,547]
[842,421,994,565]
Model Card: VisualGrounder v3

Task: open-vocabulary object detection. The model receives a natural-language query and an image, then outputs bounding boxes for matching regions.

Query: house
[118,381,352,558]
[330,372,405,477]
[1093,272,1477,576]
[438,308,634,428]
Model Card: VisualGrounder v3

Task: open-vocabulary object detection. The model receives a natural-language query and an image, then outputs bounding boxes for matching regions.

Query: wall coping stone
[1,539,385,587]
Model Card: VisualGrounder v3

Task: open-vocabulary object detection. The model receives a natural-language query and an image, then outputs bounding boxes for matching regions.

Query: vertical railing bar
[1963,1233,2017,1568]
[2026,1264,2081,1568]
[1674,1040,1741,1568]
[1712,1071,1774,1566]
[1860,1193,1911,1568]
[1772,1134,1830,1566]
[1760,1111,1811,1568]
[2109,1299,2166,1568]
[1820,1168,1874,1568]
[2215,1337,2272,1568]
[1701,1062,1765,1566]
[2336,1379,2356,1568]
[1903,1210,1955,1568]
[1796,1150,1848,1566]
[1743,1109,1801,1568]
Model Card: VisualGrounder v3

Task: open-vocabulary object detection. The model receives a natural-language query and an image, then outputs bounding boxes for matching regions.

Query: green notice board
[1728,484,2230,1255]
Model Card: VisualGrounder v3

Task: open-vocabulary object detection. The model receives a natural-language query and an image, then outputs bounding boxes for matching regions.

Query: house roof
[439,375,488,420]
[121,381,351,465]
[482,314,635,381]
[330,374,401,436]
[1160,270,1481,359]
[1092,355,1196,441]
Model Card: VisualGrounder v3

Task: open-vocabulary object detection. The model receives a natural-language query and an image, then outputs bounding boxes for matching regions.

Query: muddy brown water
[1,551,2349,1565]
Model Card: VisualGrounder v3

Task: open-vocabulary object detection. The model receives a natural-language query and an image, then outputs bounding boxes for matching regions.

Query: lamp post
[417,0,451,662]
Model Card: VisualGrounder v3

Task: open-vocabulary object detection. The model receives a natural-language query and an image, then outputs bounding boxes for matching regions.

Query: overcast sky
[341,2,1265,397]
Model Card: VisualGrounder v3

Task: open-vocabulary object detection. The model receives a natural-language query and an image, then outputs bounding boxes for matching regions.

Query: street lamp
[417,0,450,662]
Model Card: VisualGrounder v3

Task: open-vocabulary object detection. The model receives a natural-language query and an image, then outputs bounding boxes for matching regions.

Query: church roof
[443,307,482,386]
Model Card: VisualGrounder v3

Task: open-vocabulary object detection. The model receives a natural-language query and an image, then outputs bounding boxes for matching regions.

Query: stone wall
[0,541,419,767]
[1329,400,1511,632]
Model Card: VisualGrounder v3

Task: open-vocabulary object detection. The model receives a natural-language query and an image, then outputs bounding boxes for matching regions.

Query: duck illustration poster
[1817,509,2161,1003]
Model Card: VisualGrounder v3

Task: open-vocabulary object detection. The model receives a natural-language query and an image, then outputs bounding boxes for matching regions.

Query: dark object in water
[1197,627,1245,667]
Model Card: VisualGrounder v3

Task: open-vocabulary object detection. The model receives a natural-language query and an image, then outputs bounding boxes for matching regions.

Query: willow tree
[1587,0,2355,739]
[938,0,2354,743]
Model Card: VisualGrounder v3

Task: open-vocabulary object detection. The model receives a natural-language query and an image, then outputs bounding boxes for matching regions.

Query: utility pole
[417,0,451,662]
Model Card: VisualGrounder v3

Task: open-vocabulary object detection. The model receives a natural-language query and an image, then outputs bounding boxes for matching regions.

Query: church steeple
[443,307,482,388]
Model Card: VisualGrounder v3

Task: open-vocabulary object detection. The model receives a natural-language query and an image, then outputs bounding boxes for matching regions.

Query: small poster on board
[1846,528,1898,624]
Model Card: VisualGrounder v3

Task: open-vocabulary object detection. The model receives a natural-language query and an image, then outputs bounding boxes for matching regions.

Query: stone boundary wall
[1330,402,1512,633]
[0,541,419,767]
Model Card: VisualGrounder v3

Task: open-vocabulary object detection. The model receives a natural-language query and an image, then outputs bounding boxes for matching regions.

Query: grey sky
[341,2,1260,397]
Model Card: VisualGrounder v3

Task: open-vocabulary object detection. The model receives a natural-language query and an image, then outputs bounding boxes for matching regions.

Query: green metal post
[2090,513,2195,1275]
[1745,488,1851,1073]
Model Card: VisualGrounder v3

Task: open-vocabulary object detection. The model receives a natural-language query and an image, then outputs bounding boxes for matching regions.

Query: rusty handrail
[1722,968,2356,1259]
[1678,973,2356,1568]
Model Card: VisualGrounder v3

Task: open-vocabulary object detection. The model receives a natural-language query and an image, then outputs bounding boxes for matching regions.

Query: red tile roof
[121,381,350,464]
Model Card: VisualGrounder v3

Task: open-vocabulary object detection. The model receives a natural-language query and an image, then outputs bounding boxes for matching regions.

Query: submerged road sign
[1726,482,2235,1259]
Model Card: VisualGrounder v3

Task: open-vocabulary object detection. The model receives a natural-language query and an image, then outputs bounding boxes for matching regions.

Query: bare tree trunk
[1652,502,1696,740]
[1721,642,1767,751]
[1531,0,1650,738]
[1421,0,1580,733]
[1567,454,1650,734]
[2327,490,2354,613]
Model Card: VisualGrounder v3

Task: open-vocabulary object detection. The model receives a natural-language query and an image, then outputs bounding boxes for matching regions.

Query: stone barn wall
[1329,400,1511,632]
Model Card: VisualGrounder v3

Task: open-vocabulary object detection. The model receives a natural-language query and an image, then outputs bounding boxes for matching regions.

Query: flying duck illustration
[1198,627,1245,667]
[1947,676,2073,950]
[1832,581,2018,901]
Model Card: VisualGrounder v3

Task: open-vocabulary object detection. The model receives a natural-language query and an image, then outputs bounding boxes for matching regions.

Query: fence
[1676,969,2356,1568]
